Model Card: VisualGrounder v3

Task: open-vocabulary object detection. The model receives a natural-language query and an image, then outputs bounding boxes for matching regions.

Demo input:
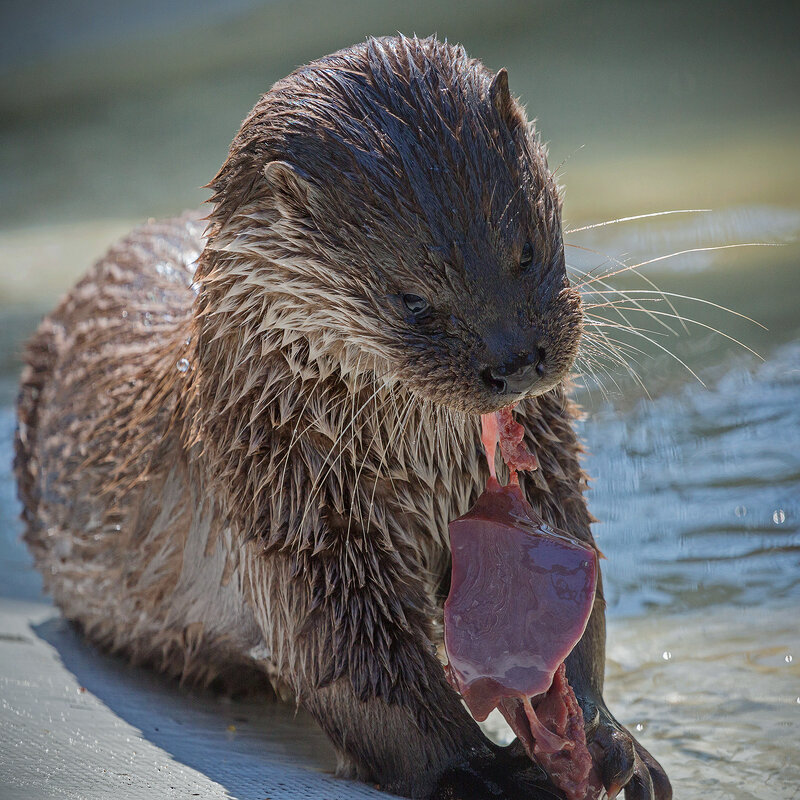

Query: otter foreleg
[257,538,560,799]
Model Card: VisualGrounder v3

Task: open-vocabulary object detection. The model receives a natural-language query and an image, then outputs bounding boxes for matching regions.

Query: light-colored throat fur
[187,216,581,585]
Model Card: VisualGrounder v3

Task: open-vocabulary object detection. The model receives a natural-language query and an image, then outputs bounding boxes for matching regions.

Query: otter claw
[622,751,655,800]
[587,706,671,800]
[591,724,635,798]
[630,742,672,800]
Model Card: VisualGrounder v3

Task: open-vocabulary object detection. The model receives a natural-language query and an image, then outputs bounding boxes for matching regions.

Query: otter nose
[482,349,546,395]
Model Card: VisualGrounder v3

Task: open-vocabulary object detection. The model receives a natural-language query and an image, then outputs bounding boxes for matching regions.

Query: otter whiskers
[567,217,773,397]
[576,242,778,289]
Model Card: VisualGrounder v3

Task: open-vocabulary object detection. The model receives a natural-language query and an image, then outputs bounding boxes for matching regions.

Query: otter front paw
[583,702,671,800]
[432,746,563,800]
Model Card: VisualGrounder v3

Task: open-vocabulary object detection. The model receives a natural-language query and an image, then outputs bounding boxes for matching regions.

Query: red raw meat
[496,405,539,475]
[480,406,539,480]
[443,406,603,799]
[498,664,598,799]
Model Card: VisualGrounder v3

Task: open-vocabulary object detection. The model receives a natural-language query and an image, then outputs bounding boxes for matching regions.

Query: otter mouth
[464,375,565,416]
[477,387,548,415]
[474,341,571,413]
[407,366,568,416]
[479,346,547,396]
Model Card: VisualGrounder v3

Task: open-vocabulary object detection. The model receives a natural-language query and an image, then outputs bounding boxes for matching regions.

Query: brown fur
[15,36,667,799]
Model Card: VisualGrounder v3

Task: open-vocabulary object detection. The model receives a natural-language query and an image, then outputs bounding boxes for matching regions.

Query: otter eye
[520,241,534,271]
[403,294,429,316]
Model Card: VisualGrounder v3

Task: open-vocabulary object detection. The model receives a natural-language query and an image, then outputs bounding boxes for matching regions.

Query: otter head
[205,35,582,414]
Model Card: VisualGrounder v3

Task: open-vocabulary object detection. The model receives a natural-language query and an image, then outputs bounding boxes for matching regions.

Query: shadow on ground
[30,614,389,799]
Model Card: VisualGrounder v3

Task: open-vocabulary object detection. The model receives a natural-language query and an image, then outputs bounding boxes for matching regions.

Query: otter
[15,36,670,799]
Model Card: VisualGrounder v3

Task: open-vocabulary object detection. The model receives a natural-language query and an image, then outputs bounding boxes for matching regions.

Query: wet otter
[15,36,670,799]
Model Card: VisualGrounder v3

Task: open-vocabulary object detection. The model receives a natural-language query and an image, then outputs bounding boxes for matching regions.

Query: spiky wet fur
[15,36,604,798]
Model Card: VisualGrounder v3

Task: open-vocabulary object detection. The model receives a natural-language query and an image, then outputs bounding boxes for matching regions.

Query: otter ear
[263,160,316,218]
[489,68,521,131]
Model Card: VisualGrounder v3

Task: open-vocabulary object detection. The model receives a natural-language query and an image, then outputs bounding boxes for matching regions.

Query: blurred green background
[1,0,799,300]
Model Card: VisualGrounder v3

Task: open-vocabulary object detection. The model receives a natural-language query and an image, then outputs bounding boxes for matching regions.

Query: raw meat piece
[443,406,602,799]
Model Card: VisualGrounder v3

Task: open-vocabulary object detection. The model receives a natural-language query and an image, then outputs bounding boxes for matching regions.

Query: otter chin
[15,35,669,800]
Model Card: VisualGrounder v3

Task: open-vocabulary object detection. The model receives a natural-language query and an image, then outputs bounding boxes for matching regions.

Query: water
[1,2,799,797]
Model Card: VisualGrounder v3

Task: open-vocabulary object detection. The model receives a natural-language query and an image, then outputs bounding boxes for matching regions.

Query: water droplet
[734,505,747,517]
[635,722,645,732]
[176,358,190,373]
[796,697,800,704]
[785,654,793,663]
[773,509,786,525]
[121,310,128,319]
[143,312,152,327]
[662,651,672,661]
